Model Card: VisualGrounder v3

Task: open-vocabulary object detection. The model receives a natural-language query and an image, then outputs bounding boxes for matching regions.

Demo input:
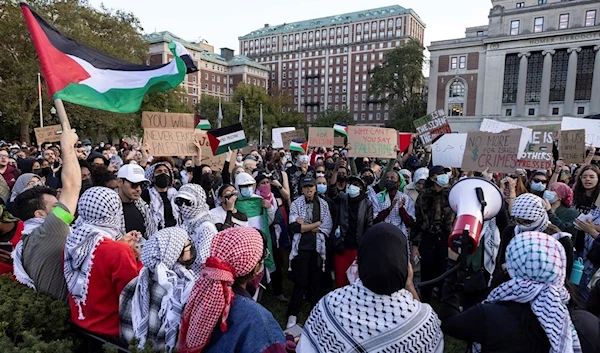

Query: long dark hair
[573,164,600,207]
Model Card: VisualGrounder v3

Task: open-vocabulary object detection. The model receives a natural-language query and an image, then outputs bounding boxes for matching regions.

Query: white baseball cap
[117,164,149,183]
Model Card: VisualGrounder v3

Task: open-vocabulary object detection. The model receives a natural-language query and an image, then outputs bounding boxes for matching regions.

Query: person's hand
[0,249,12,264]
[224,194,237,211]
[574,219,600,238]
[481,167,492,181]
[398,196,406,209]
[107,162,118,173]
[588,145,597,156]
[405,262,414,289]
[544,198,552,211]
[506,176,517,190]
[390,197,398,209]
[296,218,304,225]
[60,122,79,148]
[119,231,141,258]
[345,143,352,151]
[225,147,232,163]
[448,248,459,261]
[261,199,271,209]
[394,145,400,153]
[142,143,150,156]
[301,164,308,174]
[555,159,565,173]
[271,179,282,189]
[411,246,420,261]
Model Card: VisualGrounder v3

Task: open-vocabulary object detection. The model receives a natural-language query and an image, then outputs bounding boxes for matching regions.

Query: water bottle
[570,257,584,285]
[334,226,341,238]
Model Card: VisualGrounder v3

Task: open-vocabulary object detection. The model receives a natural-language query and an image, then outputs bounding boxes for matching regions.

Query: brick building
[428,0,600,132]
[145,31,270,109]
[238,5,425,125]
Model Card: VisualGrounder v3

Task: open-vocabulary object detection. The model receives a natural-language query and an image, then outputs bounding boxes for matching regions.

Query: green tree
[369,39,427,131]
[0,0,188,143]
[312,109,355,128]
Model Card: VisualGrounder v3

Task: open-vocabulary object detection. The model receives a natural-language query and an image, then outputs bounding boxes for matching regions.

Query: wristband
[52,206,74,225]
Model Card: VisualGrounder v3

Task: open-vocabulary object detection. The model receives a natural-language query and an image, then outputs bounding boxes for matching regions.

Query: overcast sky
[89,0,491,60]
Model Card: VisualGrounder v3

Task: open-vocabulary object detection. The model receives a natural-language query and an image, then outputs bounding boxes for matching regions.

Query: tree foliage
[0,0,189,143]
[312,109,355,128]
[369,39,427,131]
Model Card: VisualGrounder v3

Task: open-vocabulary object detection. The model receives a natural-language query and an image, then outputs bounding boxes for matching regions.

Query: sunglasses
[531,179,546,184]
[127,180,144,189]
[179,242,197,268]
[175,197,193,207]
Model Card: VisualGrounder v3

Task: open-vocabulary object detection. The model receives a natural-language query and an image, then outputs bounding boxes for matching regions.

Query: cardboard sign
[461,129,521,173]
[141,111,195,129]
[518,141,553,170]
[271,127,296,148]
[34,125,62,144]
[432,133,467,168]
[347,126,397,159]
[479,119,532,154]
[194,130,236,172]
[143,128,197,157]
[562,117,600,146]
[398,133,412,153]
[413,109,452,145]
[308,127,334,148]
[281,130,306,149]
[528,123,560,140]
[334,136,346,147]
[560,129,586,164]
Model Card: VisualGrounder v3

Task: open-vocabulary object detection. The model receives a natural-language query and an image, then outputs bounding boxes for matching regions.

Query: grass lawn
[260,272,467,353]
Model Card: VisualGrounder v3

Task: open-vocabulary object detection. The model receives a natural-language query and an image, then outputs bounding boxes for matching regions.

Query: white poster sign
[271,127,296,148]
[562,117,600,146]
[479,118,532,153]
[432,133,468,168]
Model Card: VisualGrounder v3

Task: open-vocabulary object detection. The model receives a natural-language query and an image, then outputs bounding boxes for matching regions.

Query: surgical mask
[530,181,546,192]
[317,184,327,195]
[154,173,171,188]
[347,185,361,198]
[543,190,559,204]
[240,186,254,197]
[384,179,397,191]
[236,156,243,162]
[84,146,92,152]
[362,176,375,186]
[435,174,450,187]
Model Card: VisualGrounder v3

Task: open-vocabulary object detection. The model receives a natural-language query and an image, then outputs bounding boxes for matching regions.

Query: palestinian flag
[196,119,211,130]
[289,140,309,154]
[21,2,197,114]
[207,123,248,156]
[333,123,348,136]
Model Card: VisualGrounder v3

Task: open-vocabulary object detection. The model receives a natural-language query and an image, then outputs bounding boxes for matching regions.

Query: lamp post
[50,107,57,125]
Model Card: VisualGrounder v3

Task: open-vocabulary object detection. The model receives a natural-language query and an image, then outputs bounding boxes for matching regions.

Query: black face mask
[201,173,212,188]
[32,168,42,176]
[326,162,335,170]
[81,179,93,192]
[41,166,52,177]
[363,176,375,186]
[384,180,398,191]
[154,173,171,188]
[186,166,193,172]
[337,175,347,184]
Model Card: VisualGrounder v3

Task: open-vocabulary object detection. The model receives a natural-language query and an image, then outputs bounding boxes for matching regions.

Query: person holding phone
[209,184,248,230]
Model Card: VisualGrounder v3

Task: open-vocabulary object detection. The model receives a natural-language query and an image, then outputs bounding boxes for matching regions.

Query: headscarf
[485,232,582,353]
[358,223,408,295]
[176,184,216,275]
[399,169,412,184]
[64,187,125,320]
[0,204,19,223]
[10,173,39,202]
[130,227,195,351]
[145,162,179,229]
[548,182,574,208]
[178,227,264,353]
[511,193,549,235]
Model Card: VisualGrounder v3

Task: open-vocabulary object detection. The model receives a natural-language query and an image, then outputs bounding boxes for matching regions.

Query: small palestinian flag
[207,123,248,156]
[21,2,197,114]
[196,119,211,130]
[333,123,348,136]
[289,140,309,154]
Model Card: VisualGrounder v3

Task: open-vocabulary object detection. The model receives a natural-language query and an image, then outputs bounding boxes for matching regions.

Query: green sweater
[548,205,580,236]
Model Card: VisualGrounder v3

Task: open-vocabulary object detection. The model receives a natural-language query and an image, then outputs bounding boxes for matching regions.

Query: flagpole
[53,99,71,131]
[239,100,243,123]
[259,104,263,147]
[217,97,222,128]
[38,73,43,128]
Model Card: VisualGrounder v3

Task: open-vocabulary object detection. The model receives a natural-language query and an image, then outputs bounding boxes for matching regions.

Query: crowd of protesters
[1,129,600,353]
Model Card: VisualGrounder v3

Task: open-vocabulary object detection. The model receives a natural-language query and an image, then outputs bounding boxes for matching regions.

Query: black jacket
[333,193,373,251]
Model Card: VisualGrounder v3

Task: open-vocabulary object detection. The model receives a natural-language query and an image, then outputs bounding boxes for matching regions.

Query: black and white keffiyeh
[145,163,179,229]
[476,232,582,353]
[129,227,195,351]
[481,218,501,284]
[288,196,332,271]
[511,193,549,235]
[64,187,125,320]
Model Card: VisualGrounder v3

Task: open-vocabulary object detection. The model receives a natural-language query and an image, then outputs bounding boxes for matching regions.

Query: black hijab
[358,223,408,295]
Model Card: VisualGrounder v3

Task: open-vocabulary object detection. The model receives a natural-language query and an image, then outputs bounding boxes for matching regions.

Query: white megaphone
[448,177,503,255]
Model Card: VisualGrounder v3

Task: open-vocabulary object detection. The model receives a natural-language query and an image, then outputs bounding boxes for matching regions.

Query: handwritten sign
[34,125,62,144]
[432,133,467,168]
[271,127,296,148]
[194,130,236,172]
[143,128,197,157]
[528,123,560,140]
[141,111,195,129]
[560,129,586,164]
[479,118,532,154]
[308,127,334,148]
[413,109,452,145]
[348,126,397,159]
[562,117,600,146]
[334,136,346,147]
[281,130,306,149]
[461,129,521,173]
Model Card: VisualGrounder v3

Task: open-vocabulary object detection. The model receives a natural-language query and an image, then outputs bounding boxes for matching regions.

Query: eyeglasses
[175,197,193,207]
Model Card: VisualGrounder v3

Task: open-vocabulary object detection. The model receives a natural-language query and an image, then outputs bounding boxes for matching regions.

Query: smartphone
[284,323,304,338]
[0,242,13,253]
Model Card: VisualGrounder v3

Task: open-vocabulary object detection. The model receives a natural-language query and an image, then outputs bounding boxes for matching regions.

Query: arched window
[448,80,466,116]
[449,80,465,97]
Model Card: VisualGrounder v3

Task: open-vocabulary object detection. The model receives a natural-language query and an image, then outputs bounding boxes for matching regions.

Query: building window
[552,107,559,115]
[450,57,458,69]
[526,52,543,102]
[502,53,520,103]
[575,47,595,101]
[578,107,586,114]
[559,14,569,29]
[550,49,569,102]
[477,31,484,36]
[586,10,597,27]
[528,108,535,116]
[510,20,520,35]
[506,109,512,116]
[449,103,463,116]
[459,56,466,69]
[534,17,544,33]
[538,0,546,4]
[449,80,465,98]
[516,2,524,8]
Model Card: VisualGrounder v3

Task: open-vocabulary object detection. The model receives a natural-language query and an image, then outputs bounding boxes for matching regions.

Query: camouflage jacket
[410,187,455,246]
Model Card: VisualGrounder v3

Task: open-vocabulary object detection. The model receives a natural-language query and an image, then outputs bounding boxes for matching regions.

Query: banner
[141,111,195,129]
[34,125,62,144]
[347,126,397,159]
[271,127,295,148]
[461,129,521,173]
[432,133,467,168]
[143,128,197,157]
[517,129,554,170]
[560,129,586,164]
[308,127,334,148]
[413,109,451,145]
[561,117,600,146]
[479,118,531,153]
[194,130,236,172]
[281,130,306,149]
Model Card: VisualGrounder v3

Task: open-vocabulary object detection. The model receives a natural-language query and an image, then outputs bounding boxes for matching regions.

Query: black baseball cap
[299,176,316,188]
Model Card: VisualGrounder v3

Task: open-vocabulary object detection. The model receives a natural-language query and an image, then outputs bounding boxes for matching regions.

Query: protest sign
[194,130,236,172]
[308,127,334,148]
[271,127,296,148]
[559,129,586,164]
[143,128,197,157]
[347,126,397,159]
[528,123,560,140]
[141,111,195,129]
[334,136,346,147]
[461,129,521,173]
[516,129,554,170]
[561,117,600,146]
[281,130,306,149]
[413,109,452,145]
[34,125,62,144]
[398,133,412,153]
[432,133,467,168]
[479,118,532,154]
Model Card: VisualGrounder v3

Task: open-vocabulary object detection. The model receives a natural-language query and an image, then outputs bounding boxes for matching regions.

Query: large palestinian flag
[20,2,197,113]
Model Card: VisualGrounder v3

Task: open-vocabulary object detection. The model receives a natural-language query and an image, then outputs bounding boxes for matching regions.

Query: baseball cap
[117,164,149,183]
[414,167,430,182]
[429,165,451,176]
[299,176,316,188]
[407,155,420,169]
[82,139,92,146]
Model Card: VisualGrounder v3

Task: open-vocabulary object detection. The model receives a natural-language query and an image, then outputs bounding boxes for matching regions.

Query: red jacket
[0,221,23,275]
[1,164,19,189]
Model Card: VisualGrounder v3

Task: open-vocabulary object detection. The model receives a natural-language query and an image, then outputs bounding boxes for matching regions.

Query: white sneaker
[286,315,297,329]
